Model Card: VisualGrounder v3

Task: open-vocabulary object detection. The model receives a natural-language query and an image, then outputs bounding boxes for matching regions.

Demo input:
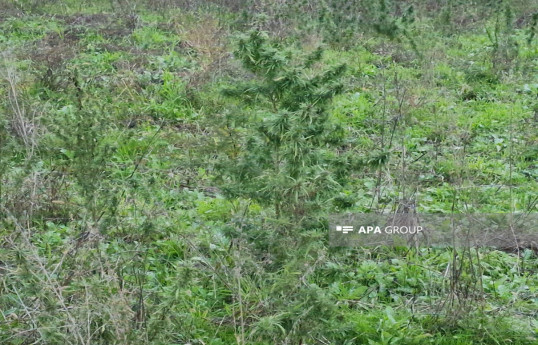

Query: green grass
[0,1,537,344]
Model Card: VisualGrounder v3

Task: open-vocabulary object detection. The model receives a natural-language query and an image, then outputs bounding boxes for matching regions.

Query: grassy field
[1,0,537,344]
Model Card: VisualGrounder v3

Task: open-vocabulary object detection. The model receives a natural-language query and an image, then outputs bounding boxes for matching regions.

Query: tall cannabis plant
[218,30,349,218]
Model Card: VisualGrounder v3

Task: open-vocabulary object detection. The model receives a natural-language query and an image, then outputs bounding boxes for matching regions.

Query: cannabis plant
[486,3,519,73]
[218,30,350,219]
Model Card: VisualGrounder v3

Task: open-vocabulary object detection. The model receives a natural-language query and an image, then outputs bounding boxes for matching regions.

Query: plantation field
[1,1,537,344]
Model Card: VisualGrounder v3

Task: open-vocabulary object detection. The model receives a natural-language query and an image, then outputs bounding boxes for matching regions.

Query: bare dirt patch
[30,28,82,68]
[62,13,138,39]
[27,13,138,70]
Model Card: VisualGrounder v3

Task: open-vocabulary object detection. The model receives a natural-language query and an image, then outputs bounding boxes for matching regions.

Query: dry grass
[174,14,231,88]
[2,54,42,158]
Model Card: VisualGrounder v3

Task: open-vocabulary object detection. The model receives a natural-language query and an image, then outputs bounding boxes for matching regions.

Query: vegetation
[0,0,537,344]
[218,30,349,218]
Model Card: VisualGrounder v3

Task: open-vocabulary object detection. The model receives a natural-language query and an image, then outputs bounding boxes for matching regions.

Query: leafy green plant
[486,2,519,73]
[527,12,538,45]
[217,30,351,219]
